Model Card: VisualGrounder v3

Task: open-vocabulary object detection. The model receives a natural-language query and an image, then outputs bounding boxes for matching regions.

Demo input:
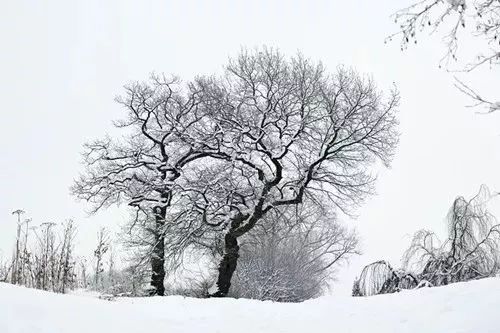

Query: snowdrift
[1,278,499,333]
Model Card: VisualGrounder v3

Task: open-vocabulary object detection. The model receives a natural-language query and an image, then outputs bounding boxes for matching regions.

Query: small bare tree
[3,212,78,293]
[0,254,10,282]
[93,228,110,290]
[31,222,57,290]
[58,220,77,293]
[77,257,89,289]
[10,209,25,284]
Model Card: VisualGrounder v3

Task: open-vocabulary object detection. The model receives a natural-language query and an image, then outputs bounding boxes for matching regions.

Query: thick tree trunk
[150,205,166,296]
[211,232,240,297]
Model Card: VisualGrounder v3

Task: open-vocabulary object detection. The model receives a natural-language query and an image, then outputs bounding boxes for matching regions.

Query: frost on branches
[229,205,359,302]
[353,185,500,297]
[389,0,499,113]
[73,47,399,298]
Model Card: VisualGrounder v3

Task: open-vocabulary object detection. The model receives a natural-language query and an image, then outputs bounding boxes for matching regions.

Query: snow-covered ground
[1,278,499,333]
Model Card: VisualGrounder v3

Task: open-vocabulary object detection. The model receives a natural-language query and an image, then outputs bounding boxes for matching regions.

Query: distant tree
[3,212,78,293]
[93,228,110,290]
[229,203,359,302]
[120,264,150,296]
[389,0,500,112]
[58,220,77,293]
[11,209,25,284]
[32,222,57,290]
[106,246,116,292]
[0,255,9,282]
[77,258,89,289]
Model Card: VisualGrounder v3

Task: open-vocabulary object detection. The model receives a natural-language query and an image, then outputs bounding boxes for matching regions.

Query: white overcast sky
[1,0,499,294]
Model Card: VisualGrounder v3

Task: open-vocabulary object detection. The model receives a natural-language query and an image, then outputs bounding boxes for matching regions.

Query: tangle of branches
[353,185,500,296]
[403,185,500,286]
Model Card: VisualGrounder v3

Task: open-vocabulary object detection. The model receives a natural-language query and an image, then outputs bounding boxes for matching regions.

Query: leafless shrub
[165,273,214,298]
[100,264,151,297]
[229,204,359,302]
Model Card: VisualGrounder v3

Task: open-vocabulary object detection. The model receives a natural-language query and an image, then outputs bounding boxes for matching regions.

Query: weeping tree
[403,185,500,286]
[354,185,500,297]
[175,48,400,297]
[352,260,418,297]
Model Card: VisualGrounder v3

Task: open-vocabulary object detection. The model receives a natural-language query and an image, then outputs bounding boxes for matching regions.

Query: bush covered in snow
[228,206,359,302]
[352,261,418,297]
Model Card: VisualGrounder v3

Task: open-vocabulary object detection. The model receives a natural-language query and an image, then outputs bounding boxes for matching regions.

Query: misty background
[1,0,499,294]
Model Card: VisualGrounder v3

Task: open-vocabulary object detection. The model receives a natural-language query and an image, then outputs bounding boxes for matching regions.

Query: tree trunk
[150,205,166,296]
[212,232,240,297]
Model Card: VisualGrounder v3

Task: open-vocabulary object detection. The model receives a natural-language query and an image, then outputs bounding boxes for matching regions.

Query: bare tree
[73,48,399,297]
[32,222,57,290]
[11,209,25,284]
[230,203,359,302]
[58,220,77,293]
[77,257,89,289]
[177,48,399,296]
[93,228,110,290]
[0,254,10,282]
[72,75,220,295]
[389,0,500,112]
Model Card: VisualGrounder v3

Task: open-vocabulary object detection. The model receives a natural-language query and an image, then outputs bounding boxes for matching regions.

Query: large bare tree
[74,48,399,297]
[72,75,218,295]
[176,49,400,296]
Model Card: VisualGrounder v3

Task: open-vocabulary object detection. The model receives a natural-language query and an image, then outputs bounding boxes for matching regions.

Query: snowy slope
[1,278,499,333]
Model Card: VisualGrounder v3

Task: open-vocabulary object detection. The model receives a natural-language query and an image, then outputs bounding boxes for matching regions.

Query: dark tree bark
[150,205,166,296]
[212,232,240,297]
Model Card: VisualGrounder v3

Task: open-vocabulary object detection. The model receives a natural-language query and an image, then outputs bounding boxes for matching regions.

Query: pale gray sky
[1,0,499,294]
